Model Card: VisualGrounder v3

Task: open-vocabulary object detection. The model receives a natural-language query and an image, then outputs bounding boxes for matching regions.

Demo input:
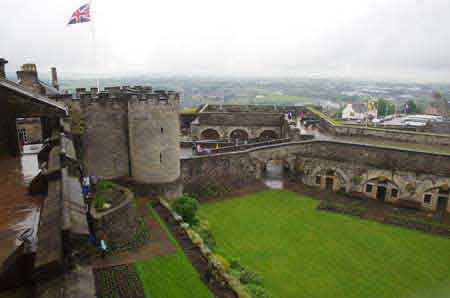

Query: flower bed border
[157,198,249,298]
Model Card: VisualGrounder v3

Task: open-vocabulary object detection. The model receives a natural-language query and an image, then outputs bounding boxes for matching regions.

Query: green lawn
[135,206,213,298]
[198,190,450,298]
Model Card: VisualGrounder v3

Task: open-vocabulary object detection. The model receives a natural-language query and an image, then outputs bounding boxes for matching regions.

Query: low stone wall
[197,138,293,155]
[90,185,139,251]
[181,140,450,212]
[181,152,258,196]
[314,108,450,146]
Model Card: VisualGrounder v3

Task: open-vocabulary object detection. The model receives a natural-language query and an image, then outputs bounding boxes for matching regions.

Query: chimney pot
[51,67,59,91]
[0,58,8,79]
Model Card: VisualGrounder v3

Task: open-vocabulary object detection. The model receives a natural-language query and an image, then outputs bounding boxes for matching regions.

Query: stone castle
[74,86,182,198]
[0,59,449,298]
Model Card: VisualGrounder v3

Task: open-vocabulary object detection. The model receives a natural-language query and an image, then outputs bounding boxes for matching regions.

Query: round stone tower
[128,91,181,188]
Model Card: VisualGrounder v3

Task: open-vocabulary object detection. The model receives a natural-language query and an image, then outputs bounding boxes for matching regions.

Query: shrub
[172,195,199,225]
[94,194,107,210]
[386,214,450,236]
[194,220,217,250]
[240,270,262,285]
[247,284,269,298]
[318,200,367,217]
[396,199,421,210]
[97,180,116,193]
[214,254,230,272]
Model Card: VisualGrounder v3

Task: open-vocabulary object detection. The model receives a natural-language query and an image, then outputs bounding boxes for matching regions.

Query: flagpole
[89,0,100,91]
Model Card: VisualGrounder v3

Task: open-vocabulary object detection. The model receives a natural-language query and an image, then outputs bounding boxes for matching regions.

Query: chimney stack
[17,64,41,93]
[51,67,59,91]
[0,58,8,79]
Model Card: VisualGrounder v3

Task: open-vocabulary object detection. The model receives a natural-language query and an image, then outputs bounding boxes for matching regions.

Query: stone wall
[315,110,450,146]
[90,186,139,250]
[296,156,450,212]
[191,124,283,140]
[181,152,258,195]
[128,100,180,184]
[191,104,317,141]
[81,101,130,179]
[181,140,450,211]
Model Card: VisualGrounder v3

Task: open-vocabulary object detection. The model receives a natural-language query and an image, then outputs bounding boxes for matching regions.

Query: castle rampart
[77,86,181,194]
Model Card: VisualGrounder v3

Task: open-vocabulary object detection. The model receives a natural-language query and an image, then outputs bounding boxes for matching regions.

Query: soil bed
[93,264,145,298]
[284,179,450,237]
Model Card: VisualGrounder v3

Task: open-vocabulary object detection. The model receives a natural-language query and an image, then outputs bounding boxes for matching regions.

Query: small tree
[377,98,396,117]
[172,195,199,225]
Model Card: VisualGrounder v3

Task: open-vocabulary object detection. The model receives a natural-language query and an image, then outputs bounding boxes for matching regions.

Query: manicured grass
[135,206,213,298]
[198,190,450,298]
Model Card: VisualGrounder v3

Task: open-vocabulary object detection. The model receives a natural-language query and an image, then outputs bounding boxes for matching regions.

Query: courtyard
[198,189,450,298]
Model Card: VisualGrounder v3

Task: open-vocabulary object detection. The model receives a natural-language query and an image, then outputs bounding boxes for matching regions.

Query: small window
[365,184,373,193]
[391,188,398,198]
[315,176,321,185]
[423,194,432,204]
[161,127,164,134]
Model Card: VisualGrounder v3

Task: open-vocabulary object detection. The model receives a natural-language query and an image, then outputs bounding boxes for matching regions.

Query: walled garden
[197,189,450,298]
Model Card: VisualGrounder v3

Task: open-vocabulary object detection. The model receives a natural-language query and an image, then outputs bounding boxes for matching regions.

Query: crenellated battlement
[76,85,180,106]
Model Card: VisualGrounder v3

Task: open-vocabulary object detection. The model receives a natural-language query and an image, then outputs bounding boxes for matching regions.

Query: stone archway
[259,130,278,140]
[200,128,221,140]
[423,184,449,217]
[230,129,249,143]
[311,168,348,192]
[363,176,399,202]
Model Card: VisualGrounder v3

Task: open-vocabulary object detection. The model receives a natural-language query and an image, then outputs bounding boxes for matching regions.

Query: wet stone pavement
[0,154,42,266]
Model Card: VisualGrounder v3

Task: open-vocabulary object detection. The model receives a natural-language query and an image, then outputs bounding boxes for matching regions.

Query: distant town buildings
[341,102,377,121]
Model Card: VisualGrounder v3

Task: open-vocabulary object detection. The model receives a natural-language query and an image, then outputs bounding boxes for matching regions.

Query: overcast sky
[1,0,450,82]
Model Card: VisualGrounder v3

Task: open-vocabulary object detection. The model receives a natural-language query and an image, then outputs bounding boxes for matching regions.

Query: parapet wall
[181,140,450,196]
[311,108,450,146]
[203,104,312,114]
[90,185,139,251]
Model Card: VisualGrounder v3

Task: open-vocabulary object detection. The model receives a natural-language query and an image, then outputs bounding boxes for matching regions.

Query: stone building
[77,86,182,198]
[190,104,309,142]
[16,118,42,148]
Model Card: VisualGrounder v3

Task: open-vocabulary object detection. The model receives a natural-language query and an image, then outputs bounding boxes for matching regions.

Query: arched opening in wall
[423,184,449,221]
[230,129,249,144]
[200,129,220,140]
[363,176,398,203]
[314,169,346,193]
[262,159,290,189]
[259,130,278,140]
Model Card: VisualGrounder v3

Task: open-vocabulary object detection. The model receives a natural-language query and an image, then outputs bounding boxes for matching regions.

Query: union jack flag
[68,4,90,25]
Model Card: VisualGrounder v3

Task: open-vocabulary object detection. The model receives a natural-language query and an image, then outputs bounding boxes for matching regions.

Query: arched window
[200,129,220,140]
[230,129,249,142]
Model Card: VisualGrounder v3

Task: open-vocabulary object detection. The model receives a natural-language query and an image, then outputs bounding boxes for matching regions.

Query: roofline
[0,78,68,116]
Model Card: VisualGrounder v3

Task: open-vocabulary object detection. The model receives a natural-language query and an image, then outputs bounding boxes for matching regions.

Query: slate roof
[0,78,68,115]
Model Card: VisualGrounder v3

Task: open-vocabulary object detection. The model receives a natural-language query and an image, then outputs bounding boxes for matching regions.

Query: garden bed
[154,203,239,298]
[284,179,449,237]
[93,264,145,298]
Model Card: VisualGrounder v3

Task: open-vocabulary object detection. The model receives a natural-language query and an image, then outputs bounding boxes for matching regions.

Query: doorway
[325,177,334,191]
[436,196,448,221]
[376,185,387,202]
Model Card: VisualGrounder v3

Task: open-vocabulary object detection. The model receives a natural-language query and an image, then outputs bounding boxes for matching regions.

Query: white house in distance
[342,102,377,121]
